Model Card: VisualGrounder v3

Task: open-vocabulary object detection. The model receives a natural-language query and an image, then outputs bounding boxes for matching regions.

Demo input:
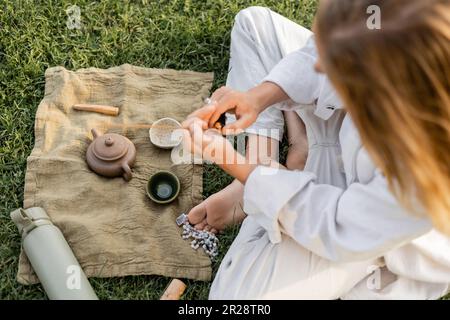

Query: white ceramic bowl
[149,117,183,149]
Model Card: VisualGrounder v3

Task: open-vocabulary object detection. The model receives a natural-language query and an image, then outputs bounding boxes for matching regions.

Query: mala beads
[176,213,219,259]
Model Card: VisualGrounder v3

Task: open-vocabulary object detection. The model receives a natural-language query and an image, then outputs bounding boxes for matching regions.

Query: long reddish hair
[316,0,450,233]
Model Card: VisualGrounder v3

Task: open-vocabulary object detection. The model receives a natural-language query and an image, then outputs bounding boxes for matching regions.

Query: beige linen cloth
[18,64,213,284]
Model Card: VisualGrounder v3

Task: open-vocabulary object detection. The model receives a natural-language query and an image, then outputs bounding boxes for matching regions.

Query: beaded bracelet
[176,213,219,259]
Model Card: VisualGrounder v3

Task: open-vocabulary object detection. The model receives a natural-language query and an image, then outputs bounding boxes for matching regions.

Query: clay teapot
[86,128,136,181]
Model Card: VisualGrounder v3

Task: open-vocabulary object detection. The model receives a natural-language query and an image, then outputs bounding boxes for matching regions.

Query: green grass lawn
[0,0,318,299]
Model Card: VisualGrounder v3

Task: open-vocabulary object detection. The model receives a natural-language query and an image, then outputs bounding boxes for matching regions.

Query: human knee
[235,6,269,24]
[233,6,270,36]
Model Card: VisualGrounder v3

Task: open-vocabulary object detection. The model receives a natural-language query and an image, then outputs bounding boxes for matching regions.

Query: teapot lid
[92,133,129,161]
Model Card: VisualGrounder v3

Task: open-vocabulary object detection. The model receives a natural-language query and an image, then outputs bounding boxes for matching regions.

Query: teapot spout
[91,128,101,139]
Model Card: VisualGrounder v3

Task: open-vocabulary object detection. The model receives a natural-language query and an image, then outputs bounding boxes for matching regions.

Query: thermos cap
[10,207,52,238]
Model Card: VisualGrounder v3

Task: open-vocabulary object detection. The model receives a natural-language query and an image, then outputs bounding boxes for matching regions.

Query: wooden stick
[73,104,119,116]
[160,279,187,300]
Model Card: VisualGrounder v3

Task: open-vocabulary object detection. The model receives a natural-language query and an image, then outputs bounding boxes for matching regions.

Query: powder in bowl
[149,117,183,149]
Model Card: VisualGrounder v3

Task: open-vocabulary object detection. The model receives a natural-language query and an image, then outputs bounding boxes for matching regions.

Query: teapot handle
[122,163,132,181]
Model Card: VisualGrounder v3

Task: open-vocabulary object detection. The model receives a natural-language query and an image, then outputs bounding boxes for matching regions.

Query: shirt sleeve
[262,36,343,120]
[243,166,432,262]
[263,36,324,105]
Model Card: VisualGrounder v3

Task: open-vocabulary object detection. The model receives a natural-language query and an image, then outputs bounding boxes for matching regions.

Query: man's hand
[182,117,258,184]
[182,117,236,165]
[206,87,261,134]
[183,86,260,134]
[184,82,289,134]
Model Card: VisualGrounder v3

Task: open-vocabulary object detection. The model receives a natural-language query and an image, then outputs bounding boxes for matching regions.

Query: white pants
[225,6,346,187]
[210,6,449,300]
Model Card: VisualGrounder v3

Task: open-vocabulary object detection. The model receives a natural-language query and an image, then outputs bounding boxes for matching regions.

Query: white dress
[210,6,450,299]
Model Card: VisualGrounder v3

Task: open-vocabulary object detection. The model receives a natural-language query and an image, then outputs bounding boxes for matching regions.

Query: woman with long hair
[183,0,450,299]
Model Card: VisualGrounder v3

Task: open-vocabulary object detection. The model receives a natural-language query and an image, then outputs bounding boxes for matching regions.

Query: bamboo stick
[160,279,187,300]
[73,104,119,116]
